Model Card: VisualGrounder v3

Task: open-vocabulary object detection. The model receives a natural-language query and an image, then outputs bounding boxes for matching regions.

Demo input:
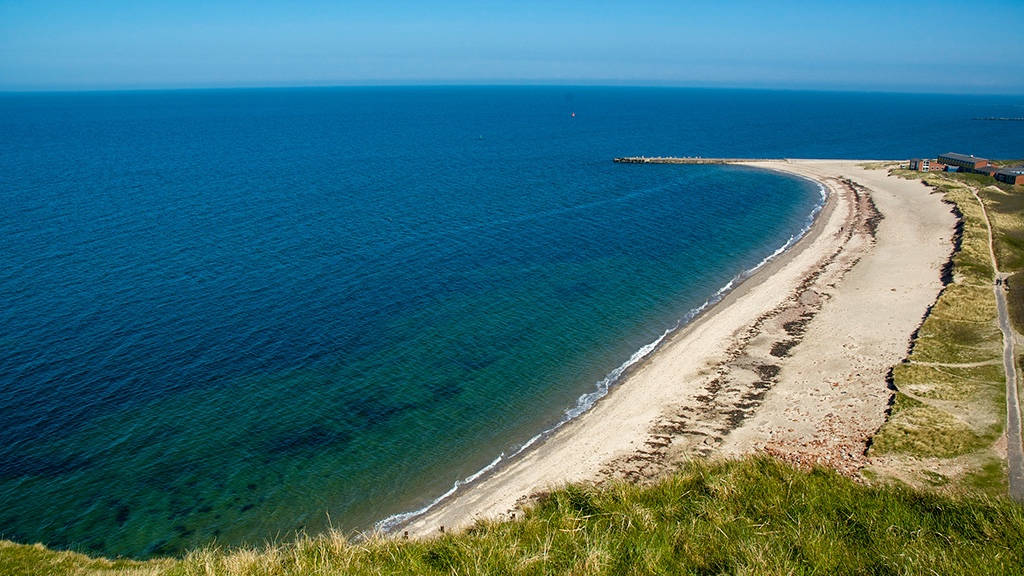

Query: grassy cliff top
[3,456,1024,575]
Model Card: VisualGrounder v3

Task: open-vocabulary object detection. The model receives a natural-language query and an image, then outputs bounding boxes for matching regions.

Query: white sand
[403,161,956,537]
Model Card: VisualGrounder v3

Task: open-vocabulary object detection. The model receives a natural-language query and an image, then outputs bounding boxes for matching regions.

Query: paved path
[971,187,1024,502]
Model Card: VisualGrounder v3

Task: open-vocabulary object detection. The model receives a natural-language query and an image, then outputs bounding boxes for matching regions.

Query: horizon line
[2,81,1023,98]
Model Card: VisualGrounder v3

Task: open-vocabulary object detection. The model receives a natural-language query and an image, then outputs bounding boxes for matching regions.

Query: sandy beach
[403,160,956,537]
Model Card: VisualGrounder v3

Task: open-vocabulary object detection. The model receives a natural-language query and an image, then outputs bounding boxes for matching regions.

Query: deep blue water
[0,87,1020,557]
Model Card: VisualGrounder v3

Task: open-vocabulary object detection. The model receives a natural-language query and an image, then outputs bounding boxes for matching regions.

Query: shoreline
[398,160,955,537]
[376,164,829,534]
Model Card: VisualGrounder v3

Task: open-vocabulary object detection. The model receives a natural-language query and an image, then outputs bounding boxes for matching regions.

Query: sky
[1,0,1022,93]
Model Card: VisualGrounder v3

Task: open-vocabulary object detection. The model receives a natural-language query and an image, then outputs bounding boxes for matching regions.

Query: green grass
[910,322,1001,365]
[963,456,1010,495]
[897,167,1024,196]
[872,172,1012,468]
[927,284,998,322]
[870,393,989,457]
[942,172,999,188]
[894,362,1004,401]
[858,161,899,170]
[997,229,1024,272]
[983,180,1024,332]
[0,541,171,575]
[979,186,1024,272]
[929,185,997,285]
[870,165,1024,507]
[3,457,1024,575]
[1009,270,1024,335]
[918,182,999,290]
[906,284,1001,365]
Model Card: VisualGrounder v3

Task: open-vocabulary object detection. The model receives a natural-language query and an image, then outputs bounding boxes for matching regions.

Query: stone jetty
[613,157,782,164]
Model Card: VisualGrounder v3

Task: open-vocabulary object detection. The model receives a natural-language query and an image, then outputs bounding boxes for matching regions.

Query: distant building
[974,166,1000,178]
[994,166,1024,185]
[909,158,930,171]
[937,152,990,172]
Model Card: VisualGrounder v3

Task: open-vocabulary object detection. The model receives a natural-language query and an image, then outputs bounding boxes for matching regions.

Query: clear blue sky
[2,0,1022,93]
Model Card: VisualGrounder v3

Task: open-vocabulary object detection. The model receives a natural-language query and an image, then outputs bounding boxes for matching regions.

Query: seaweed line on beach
[599,177,882,483]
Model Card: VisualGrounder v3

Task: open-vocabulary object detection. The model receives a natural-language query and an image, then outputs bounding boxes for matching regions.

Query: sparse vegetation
[980,186,1024,272]
[873,168,1024,495]
[870,393,989,457]
[963,456,1011,494]
[946,186,997,284]
[857,161,899,170]
[909,326,1000,364]
[894,362,1004,402]
[3,457,1024,575]
[1010,270,1024,334]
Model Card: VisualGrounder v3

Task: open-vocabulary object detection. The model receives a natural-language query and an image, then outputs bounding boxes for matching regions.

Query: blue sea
[1,86,1021,557]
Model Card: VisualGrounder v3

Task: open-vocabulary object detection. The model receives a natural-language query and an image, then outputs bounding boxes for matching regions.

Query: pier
[613,156,782,164]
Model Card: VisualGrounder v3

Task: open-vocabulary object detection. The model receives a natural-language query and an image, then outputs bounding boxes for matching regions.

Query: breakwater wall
[613,157,782,164]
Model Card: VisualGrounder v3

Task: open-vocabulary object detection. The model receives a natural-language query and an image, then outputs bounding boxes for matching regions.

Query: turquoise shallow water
[0,87,1019,557]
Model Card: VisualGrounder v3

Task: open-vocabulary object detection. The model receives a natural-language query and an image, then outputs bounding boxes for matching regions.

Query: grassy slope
[986,181,1024,334]
[3,458,1024,575]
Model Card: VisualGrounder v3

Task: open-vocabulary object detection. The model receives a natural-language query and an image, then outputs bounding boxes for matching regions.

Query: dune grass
[909,319,1001,364]
[869,393,991,458]
[905,283,1001,366]
[1009,271,1024,334]
[979,186,1024,273]
[928,283,998,322]
[3,457,1024,575]
[871,172,1012,477]
[894,362,1004,402]
[945,186,997,285]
